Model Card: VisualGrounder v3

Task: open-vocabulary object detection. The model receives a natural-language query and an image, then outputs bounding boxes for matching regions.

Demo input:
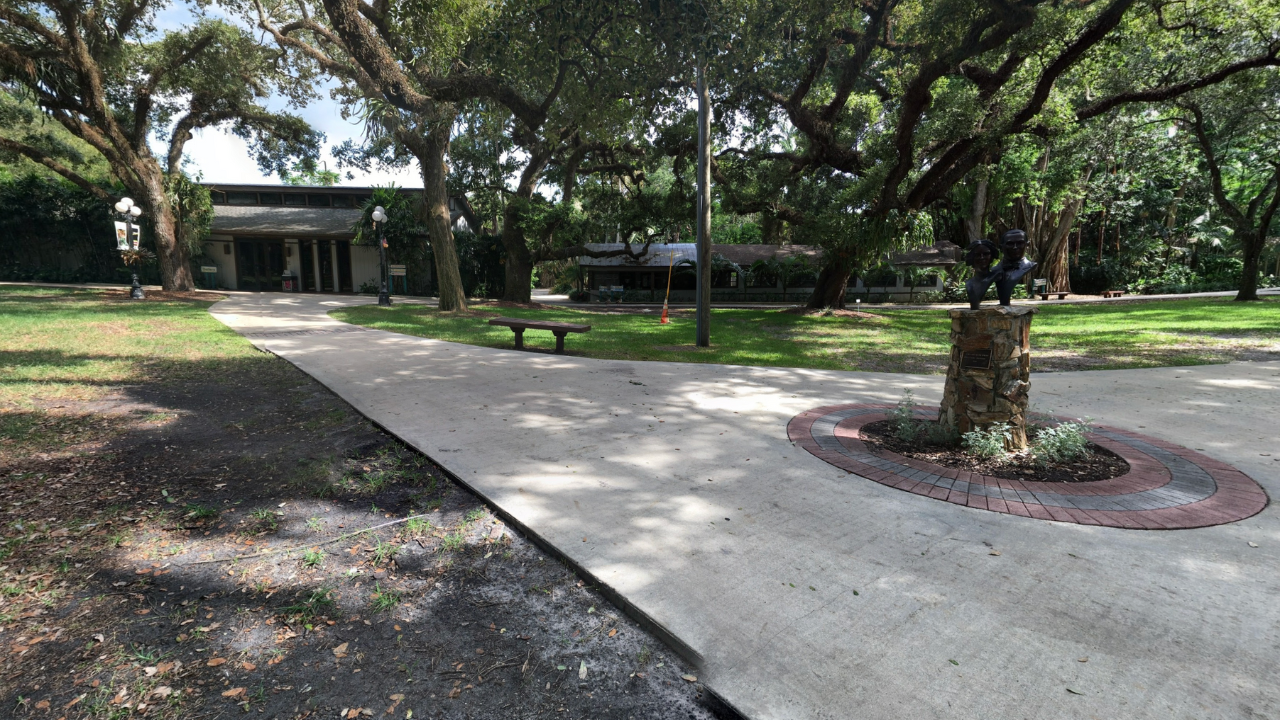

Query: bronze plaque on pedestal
[960,347,992,369]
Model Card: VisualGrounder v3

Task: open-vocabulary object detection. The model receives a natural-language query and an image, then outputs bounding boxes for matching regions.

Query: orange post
[660,247,674,323]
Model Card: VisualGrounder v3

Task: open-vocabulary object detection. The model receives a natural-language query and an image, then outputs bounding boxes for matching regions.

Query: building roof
[203,182,422,193]
[210,205,364,237]
[889,240,963,268]
[579,243,825,268]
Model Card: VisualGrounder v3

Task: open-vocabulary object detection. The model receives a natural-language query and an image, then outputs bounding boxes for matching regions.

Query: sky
[152,4,421,188]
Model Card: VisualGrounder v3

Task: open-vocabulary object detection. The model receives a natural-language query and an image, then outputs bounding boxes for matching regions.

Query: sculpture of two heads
[966,229,1028,270]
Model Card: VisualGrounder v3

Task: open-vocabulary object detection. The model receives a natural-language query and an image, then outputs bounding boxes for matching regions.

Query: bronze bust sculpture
[964,239,1000,309]
[965,230,1037,309]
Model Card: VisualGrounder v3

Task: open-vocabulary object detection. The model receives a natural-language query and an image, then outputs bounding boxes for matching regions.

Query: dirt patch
[0,319,731,718]
[100,289,228,303]
[472,300,560,311]
[778,307,881,320]
[859,419,1130,483]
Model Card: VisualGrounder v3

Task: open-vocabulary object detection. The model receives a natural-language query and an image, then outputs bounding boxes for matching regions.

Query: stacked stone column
[939,306,1035,450]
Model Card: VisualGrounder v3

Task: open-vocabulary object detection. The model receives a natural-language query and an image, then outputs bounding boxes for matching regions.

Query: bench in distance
[489,317,591,354]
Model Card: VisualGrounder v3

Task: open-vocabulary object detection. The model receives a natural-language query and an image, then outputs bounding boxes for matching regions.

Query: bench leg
[512,327,525,350]
[554,331,566,354]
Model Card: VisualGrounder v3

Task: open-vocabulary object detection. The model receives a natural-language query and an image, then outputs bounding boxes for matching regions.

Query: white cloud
[181,123,421,188]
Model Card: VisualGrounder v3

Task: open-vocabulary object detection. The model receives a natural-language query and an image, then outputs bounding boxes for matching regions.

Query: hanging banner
[114,221,129,250]
[129,224,141,250]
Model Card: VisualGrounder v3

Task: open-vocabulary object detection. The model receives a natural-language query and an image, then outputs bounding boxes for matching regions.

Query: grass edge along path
[331,296,1280,374]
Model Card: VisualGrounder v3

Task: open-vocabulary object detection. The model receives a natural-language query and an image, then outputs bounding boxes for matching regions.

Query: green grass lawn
[0,286,271,457]
[332,296,1280,374]
[0,286,264,406]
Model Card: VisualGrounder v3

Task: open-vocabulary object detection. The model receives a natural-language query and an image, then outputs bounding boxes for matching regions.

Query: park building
[578,239,961,303]
[199,183,467,292]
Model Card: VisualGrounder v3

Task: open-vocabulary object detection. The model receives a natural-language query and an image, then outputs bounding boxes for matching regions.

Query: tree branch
[1077,49,1280,121]
[0,135,110,199]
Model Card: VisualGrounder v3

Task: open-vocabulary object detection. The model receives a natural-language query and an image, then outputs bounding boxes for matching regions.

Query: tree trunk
[1236,230,1263,301]
[499,145,554,304]
[963,177,988,244]
[501,208,535,303]
[1040,196,1086,293]
[420,122,467,311]
[140,166,193,291]
[806,253,853,309]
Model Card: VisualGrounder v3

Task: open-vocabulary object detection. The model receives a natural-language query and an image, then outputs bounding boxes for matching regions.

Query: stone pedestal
[939,306,1035,449]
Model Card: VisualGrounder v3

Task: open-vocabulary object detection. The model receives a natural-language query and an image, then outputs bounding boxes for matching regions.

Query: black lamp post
[114,197,145,299]
[372,205,391,306]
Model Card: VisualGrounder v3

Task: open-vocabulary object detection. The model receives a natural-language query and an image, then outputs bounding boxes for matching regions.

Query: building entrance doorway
[235,239,285,292]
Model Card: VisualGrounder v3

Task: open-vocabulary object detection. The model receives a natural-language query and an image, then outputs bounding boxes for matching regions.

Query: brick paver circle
[788,404,1268,529]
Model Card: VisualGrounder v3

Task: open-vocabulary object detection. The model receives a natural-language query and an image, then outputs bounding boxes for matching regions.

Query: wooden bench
[489,317,591,354]
[1032,279,1066,300]
[1101,290,1125,298]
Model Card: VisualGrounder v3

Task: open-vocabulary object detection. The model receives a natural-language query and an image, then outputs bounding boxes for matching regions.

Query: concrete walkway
[211,294,1278,720]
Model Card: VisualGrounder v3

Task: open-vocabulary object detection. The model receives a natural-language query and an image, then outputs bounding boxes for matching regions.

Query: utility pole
[695,63,711,347]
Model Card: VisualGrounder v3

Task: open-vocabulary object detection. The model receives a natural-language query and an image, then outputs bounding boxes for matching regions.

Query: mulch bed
[859,419,1130,483]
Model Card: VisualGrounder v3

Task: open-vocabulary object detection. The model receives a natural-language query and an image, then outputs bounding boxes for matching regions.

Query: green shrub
[1032,420,1092,465]
[919,421,959,446]
[888,389,919,442]
[962,423,1011,459]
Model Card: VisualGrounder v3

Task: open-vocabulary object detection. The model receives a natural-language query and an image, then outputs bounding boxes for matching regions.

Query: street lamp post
[372,205,391,306]
[114,197,145,300]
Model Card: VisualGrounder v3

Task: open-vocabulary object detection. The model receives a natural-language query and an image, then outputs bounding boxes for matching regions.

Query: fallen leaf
[267,656,283,665]
[92,634,105,643]
[333,642,349,658]
[35,700,49,710]
[447,688,461,699]
[949,659,959,666]
[681,674,698,683]
[221,687,245,698]
[206,658,227,667]
[1248,542,1259,548]
[1077,657,1088,663]
[989,550,1001,556]
[65,693,86,708]
[578,660,587,680]
[156,662,175,673]
[144,666,158,676]
[149,687,173,700]
[241,662,256,671]
[1066,688,1085,695]
[608,628,618,638]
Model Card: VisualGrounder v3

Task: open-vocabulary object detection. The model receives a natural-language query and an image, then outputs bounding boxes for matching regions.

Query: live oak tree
[249,0,485,309]
[258,0,707,304]
[0,2,322,290]
[1176,68,1280,301]
[712,0,1280,307]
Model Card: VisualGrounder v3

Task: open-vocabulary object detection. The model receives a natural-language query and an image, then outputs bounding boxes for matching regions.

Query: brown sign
[960,347,992,369]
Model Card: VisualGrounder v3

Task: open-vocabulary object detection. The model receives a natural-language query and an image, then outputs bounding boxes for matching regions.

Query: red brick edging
[788,404,1268,529]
